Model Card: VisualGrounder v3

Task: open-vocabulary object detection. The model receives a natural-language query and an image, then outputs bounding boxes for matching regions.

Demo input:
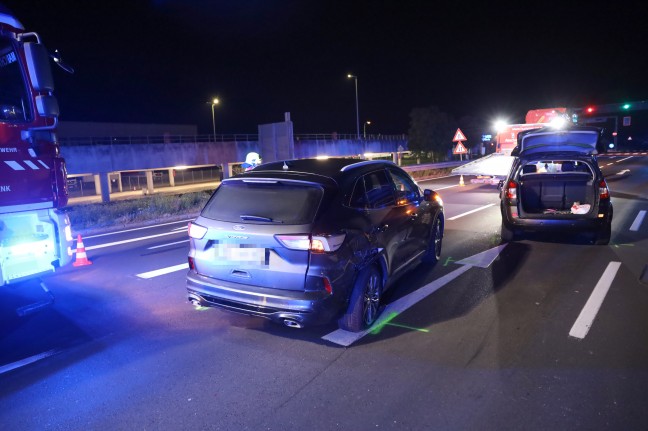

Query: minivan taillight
[275,234,346,253]
[599,180,610,200]
[506,180,517,200]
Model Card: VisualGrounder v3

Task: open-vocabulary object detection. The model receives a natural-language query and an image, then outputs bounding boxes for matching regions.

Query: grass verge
[62,191,212,234]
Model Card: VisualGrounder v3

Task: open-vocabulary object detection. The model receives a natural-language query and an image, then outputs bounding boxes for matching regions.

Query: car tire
[595,222,612,245]
[338,265,382,332]
[421,216,443,264]
[500,221,515,242]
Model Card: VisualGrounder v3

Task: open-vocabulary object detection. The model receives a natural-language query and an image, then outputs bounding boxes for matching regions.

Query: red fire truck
[495,108,569,155]
[453,108,573,180]
[1,4,74,311]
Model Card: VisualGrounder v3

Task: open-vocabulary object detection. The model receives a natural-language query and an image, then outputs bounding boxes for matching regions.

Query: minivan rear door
[519,128,600,156]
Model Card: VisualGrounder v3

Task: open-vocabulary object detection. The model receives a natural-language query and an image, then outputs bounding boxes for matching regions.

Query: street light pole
[364,120,371,138]
[347,74,360,139]
[211,98,219,143]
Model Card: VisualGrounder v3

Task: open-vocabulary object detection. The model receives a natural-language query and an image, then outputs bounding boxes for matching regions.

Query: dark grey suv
[500,125,613,244]
[186,158,444,332]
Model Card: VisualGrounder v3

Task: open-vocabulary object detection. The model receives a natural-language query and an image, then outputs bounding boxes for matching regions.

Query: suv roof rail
[340,159,395,172]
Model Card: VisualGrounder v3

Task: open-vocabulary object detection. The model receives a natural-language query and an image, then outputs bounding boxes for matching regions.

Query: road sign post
[452,128,468,161]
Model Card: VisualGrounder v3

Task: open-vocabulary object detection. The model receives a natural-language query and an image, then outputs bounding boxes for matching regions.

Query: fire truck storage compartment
[518,172,595,215]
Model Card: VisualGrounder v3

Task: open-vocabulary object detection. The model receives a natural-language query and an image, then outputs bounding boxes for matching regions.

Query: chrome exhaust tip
[283,319,303,329]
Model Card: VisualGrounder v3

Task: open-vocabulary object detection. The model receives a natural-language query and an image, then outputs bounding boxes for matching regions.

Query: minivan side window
[387,168,420,205]
[349,170,395,209]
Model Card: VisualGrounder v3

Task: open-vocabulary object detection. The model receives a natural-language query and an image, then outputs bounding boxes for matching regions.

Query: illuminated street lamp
[363,120,371,138]
[347,74,360,139]
[211,98,219,142]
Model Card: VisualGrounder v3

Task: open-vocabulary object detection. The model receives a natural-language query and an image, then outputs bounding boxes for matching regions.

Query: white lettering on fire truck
[0,147,18,152]
[0,185,11,192]
[0,51,17,68]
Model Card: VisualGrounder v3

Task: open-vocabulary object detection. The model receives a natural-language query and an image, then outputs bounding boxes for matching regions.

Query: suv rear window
[201,180,323,224]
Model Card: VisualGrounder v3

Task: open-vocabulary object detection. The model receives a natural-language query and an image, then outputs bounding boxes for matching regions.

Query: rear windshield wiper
[240,214,282,223]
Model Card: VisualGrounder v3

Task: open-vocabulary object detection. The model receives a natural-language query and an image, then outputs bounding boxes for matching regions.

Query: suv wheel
[595,221,612,245]
[338,265,382,332]
[421,216,442,263]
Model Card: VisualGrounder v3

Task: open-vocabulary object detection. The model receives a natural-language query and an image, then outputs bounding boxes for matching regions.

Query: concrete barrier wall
[61,138,408,175]
[61,141,257,174]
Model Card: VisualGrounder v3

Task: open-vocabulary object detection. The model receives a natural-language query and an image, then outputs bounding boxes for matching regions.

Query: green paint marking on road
[383,322,429,333]
[370,312,399,334]
[369,312,429,334]
[443,256,455,266]
[613,243,634,248]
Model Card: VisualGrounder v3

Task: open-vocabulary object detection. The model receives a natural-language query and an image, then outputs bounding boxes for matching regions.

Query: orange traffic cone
[73,234,92,266]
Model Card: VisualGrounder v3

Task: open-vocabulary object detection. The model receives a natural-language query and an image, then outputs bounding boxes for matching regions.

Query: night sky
[5,0,648,135]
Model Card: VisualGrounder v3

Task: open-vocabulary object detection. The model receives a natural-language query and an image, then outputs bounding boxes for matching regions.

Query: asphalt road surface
[1,154,647,430]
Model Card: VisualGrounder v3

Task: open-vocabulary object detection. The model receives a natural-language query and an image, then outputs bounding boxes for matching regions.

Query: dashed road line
[447,203,495,221]
[136,263,189,279]
[84,219,192,239]
[147,239,189,250]
[569,261,622,340]
[84,231,184,251]
[630,210,646,232]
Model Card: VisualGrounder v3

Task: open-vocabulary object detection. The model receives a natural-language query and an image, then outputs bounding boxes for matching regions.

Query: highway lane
[1,157,648,430]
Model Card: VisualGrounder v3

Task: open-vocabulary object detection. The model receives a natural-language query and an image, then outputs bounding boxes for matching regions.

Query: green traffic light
[622,103,631,109]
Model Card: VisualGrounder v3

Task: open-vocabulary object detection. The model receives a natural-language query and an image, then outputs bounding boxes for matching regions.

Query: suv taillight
[188,222,207,239]
[505,180,517,200]
[275,234,346,253]
[599,180,610,200]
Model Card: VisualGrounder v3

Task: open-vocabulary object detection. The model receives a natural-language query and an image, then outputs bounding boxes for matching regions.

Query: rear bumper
[502,205,612,233]
[186,271,343,327]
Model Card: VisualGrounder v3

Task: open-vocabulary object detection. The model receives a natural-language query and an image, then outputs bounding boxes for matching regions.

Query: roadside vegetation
[63,191,212,233]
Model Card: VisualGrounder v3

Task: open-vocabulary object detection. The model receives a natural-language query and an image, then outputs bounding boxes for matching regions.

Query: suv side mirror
[423,189,433,201]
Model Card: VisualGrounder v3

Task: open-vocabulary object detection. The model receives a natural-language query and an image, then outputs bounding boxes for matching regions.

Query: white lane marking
[630,210,646,232]
[455,244,508,268]
[435,184,460,190]
[615,169,630,175]
[136,263,189,279]
[0,349,59,375]
[147,239,189,250]
[447,203,495,221]
[84,231,184,251]
[615,156,634,162]
[322,244,508,346]
[323,265,473,347]
[83,219,193,239]
[569,261,622,340]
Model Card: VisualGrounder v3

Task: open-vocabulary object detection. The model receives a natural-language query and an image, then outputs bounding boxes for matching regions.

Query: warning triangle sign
[453,142,468,154]
[452,128,467,142]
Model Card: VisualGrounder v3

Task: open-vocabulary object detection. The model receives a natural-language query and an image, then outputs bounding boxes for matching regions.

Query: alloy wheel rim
[363,272,380,325]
